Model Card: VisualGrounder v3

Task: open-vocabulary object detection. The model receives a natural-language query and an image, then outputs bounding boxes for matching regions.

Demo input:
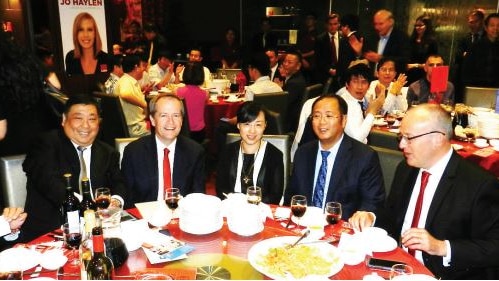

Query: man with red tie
[315,13,342,93]
[121,94,206,208]
[350,104,499,280]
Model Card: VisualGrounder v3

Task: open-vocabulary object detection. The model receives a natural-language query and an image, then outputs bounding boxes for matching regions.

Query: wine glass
[290,195,307,232]
[63,222,82,266]
[95,187,111,210]
[389,264,413,280]
[165,188,180,223]
[247,186,262,205]
[325,202,342,225]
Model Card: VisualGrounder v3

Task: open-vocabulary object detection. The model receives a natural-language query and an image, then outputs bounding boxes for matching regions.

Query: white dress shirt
[246,76,283,101]
[339,91,374,143]
[291,96,320,161]
[366,80,408,113]
[148,63,174,89]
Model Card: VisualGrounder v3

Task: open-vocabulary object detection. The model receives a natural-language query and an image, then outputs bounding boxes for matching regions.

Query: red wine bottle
[87,225,114,280]
[62,173,80,232]
[80,177,96,217]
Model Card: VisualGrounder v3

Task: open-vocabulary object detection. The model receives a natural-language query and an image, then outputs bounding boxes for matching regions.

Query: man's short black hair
[122,55,140,73]
[110,55,124,68]
[64,94,99,115]
[345,63,373,84]
[157,50,173,61]
[248,53,271,77]
[340,14,360,31]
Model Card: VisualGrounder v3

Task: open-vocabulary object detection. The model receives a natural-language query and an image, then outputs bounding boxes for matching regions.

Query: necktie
[148,41,154,66]
[471,33,478,43]
[408,171,431,256]
[331,34,337,64]
[163,148,172,193]
[312,151,331,208]
[358,101,366,118]
[77,146,87,194]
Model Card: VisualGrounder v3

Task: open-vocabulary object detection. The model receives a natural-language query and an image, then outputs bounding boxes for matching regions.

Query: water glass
[246,186,262,205]
[389,264,413,280]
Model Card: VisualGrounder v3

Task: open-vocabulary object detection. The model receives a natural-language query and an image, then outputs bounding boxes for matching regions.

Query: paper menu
[141,230,194,264]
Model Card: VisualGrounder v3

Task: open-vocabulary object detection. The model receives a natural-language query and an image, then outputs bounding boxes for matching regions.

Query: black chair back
[254,91,289,126]
[93,93,130,146]
[302,84,323,105]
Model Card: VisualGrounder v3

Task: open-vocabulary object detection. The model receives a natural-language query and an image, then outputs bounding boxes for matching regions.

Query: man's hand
[348,36,364,57]
[364,51,381,63]
[401,228,447,256]
[2,207,27,232]
[348,211,375,232]
[366,91,386,116]
[374,82,386,98]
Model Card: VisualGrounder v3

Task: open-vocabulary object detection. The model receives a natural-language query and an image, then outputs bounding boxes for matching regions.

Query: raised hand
[389,73,408,95]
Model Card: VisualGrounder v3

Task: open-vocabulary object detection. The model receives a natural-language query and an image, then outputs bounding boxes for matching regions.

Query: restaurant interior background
[0,0,498,91]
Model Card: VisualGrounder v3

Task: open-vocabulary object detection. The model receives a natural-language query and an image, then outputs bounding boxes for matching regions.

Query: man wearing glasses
[349,104,499,279]
[285,95,385,220]
[406,54,454,106]
[121,95,206,208]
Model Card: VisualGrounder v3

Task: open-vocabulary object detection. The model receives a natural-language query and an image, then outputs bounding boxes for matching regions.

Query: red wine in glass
[326,213,341,224]
[95,197,111,209]
[66,232,82,248]
[165,197,179,210]
[291,205,306,218]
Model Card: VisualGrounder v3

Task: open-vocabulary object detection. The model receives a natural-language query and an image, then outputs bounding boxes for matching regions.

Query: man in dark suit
[282,51,307,133]
[22,95,126,242]
[121,94,205,208]
[265,48,284,83]
[284,95,385,219]
[363,9,410,70]
[350,104,499,280]
[252,18,278,53]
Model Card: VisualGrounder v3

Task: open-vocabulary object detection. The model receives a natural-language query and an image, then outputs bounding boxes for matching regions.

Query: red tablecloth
[204,100,243,155]
[26,206,433,280]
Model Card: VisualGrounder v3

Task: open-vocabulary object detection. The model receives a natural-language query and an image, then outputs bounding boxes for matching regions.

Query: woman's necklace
[240,141,261,185]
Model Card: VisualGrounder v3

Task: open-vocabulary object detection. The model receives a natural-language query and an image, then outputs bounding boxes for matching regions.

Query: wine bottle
[80,177,96,217]
[80,209,96,280]
[62,173,80,233]
[87,225,114,280]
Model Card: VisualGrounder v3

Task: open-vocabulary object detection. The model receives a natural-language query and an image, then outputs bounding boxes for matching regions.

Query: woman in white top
[366,57,408,114]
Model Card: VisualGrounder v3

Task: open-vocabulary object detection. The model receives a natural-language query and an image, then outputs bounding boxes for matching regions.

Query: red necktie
[331,35,337,64]
[163,148,172,193]
[409,171,431,256]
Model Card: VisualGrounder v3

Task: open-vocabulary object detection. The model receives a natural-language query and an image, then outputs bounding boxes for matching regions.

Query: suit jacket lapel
[425,152,459,226]
[148,136,159,191]
[305,142,319,199]
[60,131,80,180]
[326,136,351,201]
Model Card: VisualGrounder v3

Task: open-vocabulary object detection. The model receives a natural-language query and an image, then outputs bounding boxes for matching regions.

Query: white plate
[0,247,41,271]
[291,207,327,227]
[374,120,388,126]
[391,274,437,281]
[247,236,344,279]
[451,144,463,150]
[40,249,67,270]
[370,235,397,252]
[474,142,489,148]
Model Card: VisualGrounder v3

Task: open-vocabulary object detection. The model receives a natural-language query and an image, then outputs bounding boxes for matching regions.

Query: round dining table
[26,205,434,280]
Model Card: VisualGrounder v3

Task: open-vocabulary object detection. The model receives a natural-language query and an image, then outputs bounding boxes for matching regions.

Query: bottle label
[92,235,105,253]
[67,210,80,233]
[84,210,96,233]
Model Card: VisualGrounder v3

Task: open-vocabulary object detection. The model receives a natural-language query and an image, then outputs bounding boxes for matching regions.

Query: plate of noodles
[248,236,343,279]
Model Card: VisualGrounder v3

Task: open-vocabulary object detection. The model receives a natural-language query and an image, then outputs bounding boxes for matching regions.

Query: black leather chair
[254,91,289,127]
[370,145,404,197]
[302,83,323,105]
[264,109,285,135]
[93,93,130,146]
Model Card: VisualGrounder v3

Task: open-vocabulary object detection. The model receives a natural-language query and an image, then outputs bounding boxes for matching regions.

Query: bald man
[363,9,410,68]
[350,104,499,279]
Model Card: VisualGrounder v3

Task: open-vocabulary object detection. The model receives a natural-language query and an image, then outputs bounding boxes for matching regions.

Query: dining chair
[226,133,290,205]
[302,83,323,105]
[253,91,289,126]
[370,145,404,197]
[93,92,130,147]
[0,154,27,208]
[115,137,139,167]
[464,86,498,109]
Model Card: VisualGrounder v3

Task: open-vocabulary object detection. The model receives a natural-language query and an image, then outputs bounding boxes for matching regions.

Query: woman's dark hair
[237,101,265,123]
[182,62,204,86]
[410,15,435,43]
[0,30,45,113]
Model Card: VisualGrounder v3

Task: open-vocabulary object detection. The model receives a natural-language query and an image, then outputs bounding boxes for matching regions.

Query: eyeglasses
[311,113,341,121]
[427,63,443,67]
[397,131,445,143]
[379,67,395,73]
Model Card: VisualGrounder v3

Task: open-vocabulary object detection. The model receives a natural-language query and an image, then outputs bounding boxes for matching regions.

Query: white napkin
[338,232,371,265]
[274,207,291,220]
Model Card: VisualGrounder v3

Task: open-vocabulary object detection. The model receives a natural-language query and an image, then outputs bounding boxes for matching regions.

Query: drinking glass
[290,195,307,231]
[63,223,82,266]
[389,264,413,280]
[95,187,111,210]
[325,202,342,225]
[0,271,22,280]
[465,126,477,143]
[165,188,180,210]
[247,186,262,205]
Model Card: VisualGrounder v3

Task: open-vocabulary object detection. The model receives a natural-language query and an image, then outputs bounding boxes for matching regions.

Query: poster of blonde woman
[58,2,109,76]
